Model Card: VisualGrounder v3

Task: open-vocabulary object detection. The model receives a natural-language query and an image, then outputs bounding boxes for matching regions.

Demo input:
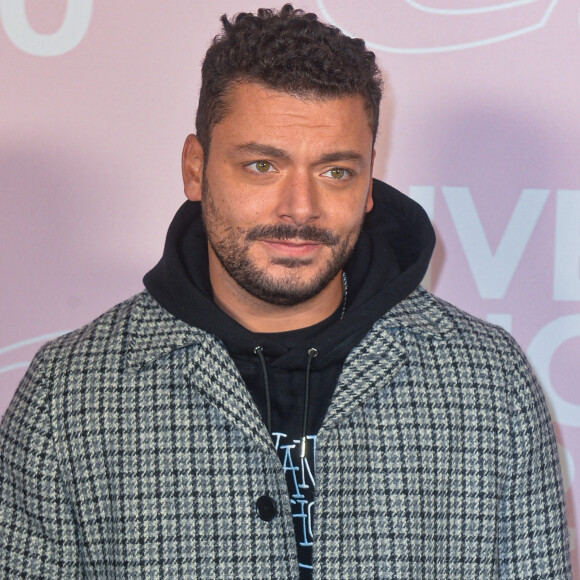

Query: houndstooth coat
[0,287,571,578]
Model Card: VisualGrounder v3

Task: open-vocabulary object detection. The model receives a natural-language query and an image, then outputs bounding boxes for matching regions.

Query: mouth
[259,238,323,257]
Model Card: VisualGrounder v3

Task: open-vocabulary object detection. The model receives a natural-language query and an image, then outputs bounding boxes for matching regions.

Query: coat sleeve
[497,337,571,579]
[0,352,81,579]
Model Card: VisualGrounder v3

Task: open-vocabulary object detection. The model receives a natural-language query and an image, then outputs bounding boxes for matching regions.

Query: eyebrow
[231,142,365,165]
[231,142,290,160]
[316,150,364,165]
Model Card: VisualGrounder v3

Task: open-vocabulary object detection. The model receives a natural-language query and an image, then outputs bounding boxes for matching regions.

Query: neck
[208,254,344,333]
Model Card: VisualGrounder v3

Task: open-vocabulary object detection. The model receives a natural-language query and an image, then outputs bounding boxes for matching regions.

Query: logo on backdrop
[409,187,580,302]
[408,186,580,428]
[317,0,561,53]
[1,0,92,56]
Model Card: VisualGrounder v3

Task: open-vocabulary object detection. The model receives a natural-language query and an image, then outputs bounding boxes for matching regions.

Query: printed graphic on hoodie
[273,432,316,573]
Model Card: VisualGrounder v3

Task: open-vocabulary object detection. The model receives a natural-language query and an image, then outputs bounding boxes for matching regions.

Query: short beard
[201,180,362,307]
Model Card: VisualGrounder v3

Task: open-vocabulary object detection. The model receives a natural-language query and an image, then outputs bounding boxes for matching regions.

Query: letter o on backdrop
[1,0,92,56]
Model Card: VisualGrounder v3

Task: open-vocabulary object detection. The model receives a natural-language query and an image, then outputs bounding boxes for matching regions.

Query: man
[0,4,571,578]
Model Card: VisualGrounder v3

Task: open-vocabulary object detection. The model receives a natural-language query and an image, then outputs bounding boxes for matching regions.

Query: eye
[247,160,274,173]
[322,167,350,180]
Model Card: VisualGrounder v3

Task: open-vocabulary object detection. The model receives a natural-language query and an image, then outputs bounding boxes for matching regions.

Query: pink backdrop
[1,0,579,572]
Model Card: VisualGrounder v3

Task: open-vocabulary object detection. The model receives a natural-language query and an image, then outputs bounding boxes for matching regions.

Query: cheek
[210,195,269,235]
[330,200,368,232]
[208,178,270,222]
[234,196,276,227]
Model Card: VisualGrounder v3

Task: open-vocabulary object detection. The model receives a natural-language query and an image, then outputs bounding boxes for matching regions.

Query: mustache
[246,223,339,246]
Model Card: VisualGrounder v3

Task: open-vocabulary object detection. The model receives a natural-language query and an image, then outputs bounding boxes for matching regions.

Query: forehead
[210,82,373,151]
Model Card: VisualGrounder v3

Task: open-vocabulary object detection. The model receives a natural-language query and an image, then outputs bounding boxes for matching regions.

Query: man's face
[184,82,375,307]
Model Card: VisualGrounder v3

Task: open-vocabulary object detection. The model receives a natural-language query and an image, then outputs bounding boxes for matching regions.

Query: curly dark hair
[195,4,383,155]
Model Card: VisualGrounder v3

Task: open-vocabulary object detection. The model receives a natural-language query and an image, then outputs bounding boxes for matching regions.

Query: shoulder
[381,287,538,403]
[40,290,203,361]
[5,293,147,415]
[33,291,153,370]
[418,289,530,374]
[12,291,205,408]
[385,286,515,348]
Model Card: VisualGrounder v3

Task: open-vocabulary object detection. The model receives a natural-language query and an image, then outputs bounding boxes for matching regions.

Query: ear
[364,148,376,213]
[182,134,204,201]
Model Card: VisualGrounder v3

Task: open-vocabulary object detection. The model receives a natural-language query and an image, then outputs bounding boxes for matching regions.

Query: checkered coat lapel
[323,290,450,431]
[185,337,272,450]
[124,293,272,450]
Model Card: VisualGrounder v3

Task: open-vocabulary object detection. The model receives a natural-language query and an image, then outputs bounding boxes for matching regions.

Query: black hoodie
[144,178,435,577]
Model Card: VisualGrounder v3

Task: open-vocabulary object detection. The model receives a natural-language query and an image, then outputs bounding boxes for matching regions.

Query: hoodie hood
[144,178,435,370]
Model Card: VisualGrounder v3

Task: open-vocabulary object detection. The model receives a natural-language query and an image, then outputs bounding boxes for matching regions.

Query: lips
[261,239,322,256]
[262,238,321,246]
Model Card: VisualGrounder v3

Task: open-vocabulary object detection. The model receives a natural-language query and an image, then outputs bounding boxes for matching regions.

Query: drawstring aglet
[300,436,307,458]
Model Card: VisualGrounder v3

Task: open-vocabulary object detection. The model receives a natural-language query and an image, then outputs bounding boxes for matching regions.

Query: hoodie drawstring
[253,346,272,434]
[301,348,318,458]
[253,346,319,458]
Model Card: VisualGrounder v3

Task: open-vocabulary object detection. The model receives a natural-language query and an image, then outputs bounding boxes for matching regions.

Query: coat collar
[121,287,455,444]
[123,292,208,371]
[124,287,454,371]
[380,286,455,338]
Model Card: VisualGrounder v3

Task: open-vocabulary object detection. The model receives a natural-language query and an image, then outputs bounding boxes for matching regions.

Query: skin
[182,82,375,333]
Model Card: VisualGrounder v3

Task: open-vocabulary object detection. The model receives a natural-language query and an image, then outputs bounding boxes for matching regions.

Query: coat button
[256,495,277,521]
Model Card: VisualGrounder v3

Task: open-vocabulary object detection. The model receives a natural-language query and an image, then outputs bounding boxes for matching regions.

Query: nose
[275,171,320,226]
